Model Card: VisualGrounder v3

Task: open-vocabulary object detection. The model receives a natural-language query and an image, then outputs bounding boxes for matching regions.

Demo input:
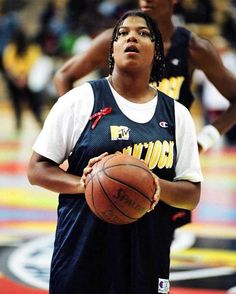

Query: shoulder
[175,26,191,38]
[174,100,194,126]
[56,82,94,113]
[157,91,175,109]
[189,29,223,58]
[174,99,190,113]
[188,32,221,70]
[189,32,214,52]
[158,90,174,101]
[61,81,93,100]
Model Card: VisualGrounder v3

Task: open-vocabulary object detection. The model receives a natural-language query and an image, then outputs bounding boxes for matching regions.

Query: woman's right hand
[80,152,108,189]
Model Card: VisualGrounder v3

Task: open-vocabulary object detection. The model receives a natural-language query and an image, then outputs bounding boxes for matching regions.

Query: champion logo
[159,121,168,128]
[171,58,179,66]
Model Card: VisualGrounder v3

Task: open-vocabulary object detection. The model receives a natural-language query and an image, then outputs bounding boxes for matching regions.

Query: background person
[193,35,236,146]
[2,27,44,132]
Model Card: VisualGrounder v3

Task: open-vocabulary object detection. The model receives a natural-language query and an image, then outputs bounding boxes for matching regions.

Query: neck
[149,8,175,42]
[151,15,175,56]
[109,72,156,103]
[159,18,175,42]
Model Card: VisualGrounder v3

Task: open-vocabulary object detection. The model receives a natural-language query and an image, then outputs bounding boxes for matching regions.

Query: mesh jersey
[50,79,177,294]
[154,27,194,109]
[157,27,193,228]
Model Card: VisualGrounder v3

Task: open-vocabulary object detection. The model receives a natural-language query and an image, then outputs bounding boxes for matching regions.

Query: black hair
[108,9,165,85]
[12,28,28,56]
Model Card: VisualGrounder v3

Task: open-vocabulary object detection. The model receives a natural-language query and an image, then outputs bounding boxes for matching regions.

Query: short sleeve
[32,83,94,164]
[174,101,203,182]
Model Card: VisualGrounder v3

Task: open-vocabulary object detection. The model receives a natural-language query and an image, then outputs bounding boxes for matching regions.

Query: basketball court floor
[0,98,236,294]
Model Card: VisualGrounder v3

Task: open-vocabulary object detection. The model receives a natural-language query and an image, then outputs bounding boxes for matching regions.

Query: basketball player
[53,0,236,230]
[28,10,202,294]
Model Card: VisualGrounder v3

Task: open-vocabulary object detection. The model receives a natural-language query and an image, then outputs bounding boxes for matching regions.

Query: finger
[147,175,161,212]
[154,185,161,199]
[83,166,93,177]
[98,151,109,159]
[88,152,108,167]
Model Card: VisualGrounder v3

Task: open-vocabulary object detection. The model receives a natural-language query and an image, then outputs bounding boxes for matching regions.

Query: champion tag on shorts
[158,278,170,293]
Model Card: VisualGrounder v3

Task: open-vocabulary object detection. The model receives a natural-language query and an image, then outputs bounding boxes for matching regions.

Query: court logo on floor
[7,234,54,290]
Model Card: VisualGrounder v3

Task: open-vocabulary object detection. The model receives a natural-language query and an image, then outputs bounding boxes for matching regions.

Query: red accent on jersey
[172,211,187,222]
[90,107,112,129]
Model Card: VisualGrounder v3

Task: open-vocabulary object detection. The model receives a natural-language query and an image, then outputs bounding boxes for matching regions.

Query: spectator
[0,3,19,72]
[2,27,44,132]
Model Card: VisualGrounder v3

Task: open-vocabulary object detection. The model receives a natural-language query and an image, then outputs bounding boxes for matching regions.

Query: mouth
[140,5,154,12]
[124,45,139,54]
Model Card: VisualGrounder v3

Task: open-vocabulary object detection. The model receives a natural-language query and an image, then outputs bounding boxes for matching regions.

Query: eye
[139,30,151,37]
[117,29,128,37]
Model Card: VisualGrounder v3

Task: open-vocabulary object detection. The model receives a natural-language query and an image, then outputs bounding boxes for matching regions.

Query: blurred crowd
[0,0,236,144]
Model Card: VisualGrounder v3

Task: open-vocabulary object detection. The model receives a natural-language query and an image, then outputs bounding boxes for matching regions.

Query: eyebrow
[119,25,150,30]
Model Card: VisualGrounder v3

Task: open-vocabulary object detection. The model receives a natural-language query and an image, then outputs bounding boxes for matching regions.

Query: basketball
[85,153,157,225]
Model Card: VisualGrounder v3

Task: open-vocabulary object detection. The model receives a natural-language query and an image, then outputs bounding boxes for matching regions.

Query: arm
[149,175,200,212]
[27,152,108,194]
[156,101,202,211]
[159,179,200,211]
[54,28,113,96]
[189,33,236,141]
[28,152,82,193]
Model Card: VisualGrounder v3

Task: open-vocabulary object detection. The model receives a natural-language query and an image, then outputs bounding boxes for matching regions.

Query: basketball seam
[89,173,108,221]
[96,171,139,221]
[102,165,153,203]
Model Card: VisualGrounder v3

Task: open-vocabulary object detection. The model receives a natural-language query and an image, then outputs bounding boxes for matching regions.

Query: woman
[53,0,236,237]
[28,10,202,294]
[2,27,44,131]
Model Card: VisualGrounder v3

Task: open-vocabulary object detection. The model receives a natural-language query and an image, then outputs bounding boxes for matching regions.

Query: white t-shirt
[33,79,203,183]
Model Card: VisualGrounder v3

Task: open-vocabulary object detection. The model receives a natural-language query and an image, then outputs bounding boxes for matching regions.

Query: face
[112,16,155,74]
[138,0,175,19]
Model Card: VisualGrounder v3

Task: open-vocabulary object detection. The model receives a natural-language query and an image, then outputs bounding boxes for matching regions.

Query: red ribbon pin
[90,107,112,129]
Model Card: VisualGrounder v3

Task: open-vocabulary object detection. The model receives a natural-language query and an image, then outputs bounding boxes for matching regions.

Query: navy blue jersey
[49,78,177,294]
[155,27,194,109]
[157,27,193,228]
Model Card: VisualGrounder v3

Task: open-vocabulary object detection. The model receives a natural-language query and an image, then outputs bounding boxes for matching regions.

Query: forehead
[120,16,148,28]
[139,0,173,6]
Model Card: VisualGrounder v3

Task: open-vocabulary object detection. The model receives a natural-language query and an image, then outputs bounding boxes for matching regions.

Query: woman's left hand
[148,172,161,212]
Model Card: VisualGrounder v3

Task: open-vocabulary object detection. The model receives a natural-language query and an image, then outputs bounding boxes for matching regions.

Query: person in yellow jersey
[3,27,44,132]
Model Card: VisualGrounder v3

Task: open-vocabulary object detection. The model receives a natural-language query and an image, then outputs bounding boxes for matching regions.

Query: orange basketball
[85,154,157,224]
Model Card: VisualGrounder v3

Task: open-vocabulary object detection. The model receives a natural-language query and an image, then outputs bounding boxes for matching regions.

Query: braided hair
[108,9,165,85]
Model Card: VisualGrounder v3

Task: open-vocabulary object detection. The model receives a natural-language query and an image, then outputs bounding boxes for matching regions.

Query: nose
[127,33,138,43]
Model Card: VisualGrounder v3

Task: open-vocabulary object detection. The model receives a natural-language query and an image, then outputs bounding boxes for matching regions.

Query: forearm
[197,103,236,152]
[53,72,74,96]
[158,179,201,210]
[211,103,236,135]
[28,161,84,194]
[53,54,95,96]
